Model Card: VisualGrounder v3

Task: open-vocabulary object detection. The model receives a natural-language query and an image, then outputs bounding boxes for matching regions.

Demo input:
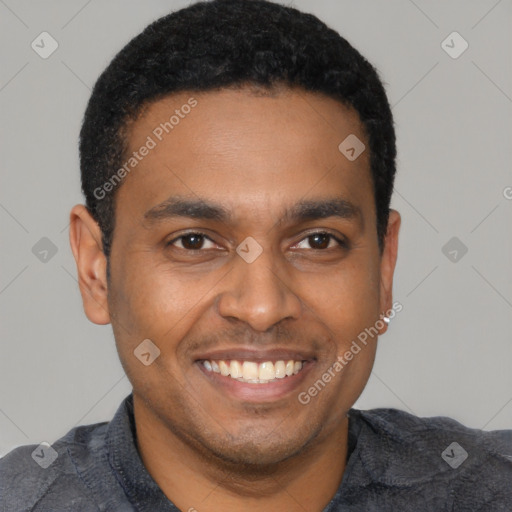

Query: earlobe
[69,205,111,325]
[378,209,401,334]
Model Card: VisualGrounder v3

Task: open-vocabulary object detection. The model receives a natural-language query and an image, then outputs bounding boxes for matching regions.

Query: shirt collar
[343,408,453,488]
[105,394,440,510]
[106,393,178,511]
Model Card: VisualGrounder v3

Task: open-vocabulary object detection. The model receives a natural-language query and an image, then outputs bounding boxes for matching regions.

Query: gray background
[1,0,511,457]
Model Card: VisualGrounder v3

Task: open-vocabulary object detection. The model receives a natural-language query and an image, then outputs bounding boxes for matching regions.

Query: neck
[133,397,350,512]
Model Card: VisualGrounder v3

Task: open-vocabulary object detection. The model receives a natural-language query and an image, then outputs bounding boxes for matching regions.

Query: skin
[69,86,400,511]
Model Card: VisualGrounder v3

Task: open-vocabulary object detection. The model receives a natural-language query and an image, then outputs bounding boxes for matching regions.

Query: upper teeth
[202,359,303,383]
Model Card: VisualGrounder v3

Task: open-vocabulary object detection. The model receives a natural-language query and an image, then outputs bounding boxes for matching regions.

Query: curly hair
[79,0,396,261]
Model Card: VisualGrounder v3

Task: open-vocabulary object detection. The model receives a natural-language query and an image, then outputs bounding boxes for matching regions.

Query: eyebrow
[143,196,362,226]
[144,197,232,223]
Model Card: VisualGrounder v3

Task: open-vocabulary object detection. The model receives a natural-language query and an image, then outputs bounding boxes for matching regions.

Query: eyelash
[166,231,348,251]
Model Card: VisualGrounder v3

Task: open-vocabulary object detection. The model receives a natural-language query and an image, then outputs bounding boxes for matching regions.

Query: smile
[201,359,304,384]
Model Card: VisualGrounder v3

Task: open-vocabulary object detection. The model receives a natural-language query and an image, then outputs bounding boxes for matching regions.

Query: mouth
[201,358,304,384]
[194,349,316,402]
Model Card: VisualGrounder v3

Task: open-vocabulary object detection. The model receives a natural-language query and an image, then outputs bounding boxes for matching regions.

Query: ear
[378,209,401,334]
[69,204,111,325]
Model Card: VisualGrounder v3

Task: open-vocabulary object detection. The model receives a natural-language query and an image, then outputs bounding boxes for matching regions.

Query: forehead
[115,87,373,223]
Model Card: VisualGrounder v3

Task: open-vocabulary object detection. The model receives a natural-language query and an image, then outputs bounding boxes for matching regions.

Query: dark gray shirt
[1,394,511,511]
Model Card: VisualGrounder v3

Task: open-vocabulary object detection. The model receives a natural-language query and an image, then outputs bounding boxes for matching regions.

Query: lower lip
[196,361,315,403]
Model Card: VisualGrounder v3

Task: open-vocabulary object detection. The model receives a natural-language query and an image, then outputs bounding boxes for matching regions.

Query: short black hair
[80,0,396,263]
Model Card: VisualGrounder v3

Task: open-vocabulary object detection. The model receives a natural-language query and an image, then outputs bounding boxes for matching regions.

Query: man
[1,0,511,510]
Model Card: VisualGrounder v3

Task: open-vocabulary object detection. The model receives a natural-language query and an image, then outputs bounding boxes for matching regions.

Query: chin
[200,425,321,469]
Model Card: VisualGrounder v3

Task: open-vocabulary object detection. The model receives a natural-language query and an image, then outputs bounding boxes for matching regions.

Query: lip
[195,349,316,403]
[193,347,316,363]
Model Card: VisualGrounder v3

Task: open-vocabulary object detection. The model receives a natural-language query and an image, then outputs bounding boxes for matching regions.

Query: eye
[293,232,347,250]
[167,232,217,250]
[166,231,346,252]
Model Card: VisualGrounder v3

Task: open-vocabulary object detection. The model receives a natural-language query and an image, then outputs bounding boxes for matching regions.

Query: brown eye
[308,233,330,249]
[294,232,346,250]
[181,234,205,250]
[168,233,216,250]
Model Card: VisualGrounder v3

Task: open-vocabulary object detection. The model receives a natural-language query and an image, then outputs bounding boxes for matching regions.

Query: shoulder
[349,407,512,509]
[354,407,512,455]
[0,421,109,511]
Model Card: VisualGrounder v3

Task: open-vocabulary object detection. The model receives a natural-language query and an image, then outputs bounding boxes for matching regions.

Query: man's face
[101,87,397,465]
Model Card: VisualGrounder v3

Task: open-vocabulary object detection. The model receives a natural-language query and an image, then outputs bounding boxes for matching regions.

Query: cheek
[108,250,222,348]
[327,258,381,402]
[107,254,194,390]
[299,255,381,334]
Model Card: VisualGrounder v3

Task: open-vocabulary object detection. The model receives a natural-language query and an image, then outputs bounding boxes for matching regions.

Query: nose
[216,248,302,332]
